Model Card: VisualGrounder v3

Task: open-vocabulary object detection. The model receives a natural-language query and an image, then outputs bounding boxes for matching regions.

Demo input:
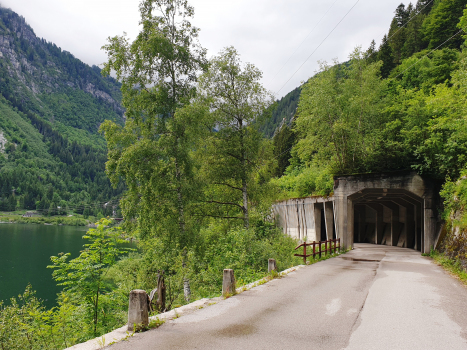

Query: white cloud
[1,0,404,98]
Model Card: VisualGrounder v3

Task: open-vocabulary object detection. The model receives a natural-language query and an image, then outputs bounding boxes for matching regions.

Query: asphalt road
[108,244,467,350]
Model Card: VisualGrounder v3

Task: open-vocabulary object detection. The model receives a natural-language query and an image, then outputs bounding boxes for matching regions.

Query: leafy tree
[196,47,274,228]
[49,219,131,335]
[401,8,427,58]
[390,48,459,92]
[294,48,384,175]
[273,123,295,177]
[101,0,207,245]
[457,4,467,45]
[422,0,467,50]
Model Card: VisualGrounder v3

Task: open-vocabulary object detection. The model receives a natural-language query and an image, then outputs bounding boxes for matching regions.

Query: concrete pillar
[345,198,354,250]
[415,202,422,251]
[355,205,366,243]
[313,203,322,242]
[324,201,335,240]
[381,202,400,246]
[295,200,302,240]
[332,200,339,240]
[128,289,149,332]
[222,269,236,297]
[268,258,277,273]
[301,200,308,240]
[424,199,436,254]
[397,204,407,247]
[405,204,415,249]
[366,203,384,245]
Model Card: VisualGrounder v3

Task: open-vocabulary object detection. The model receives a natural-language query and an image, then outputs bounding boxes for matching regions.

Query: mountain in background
[0,6,125,215]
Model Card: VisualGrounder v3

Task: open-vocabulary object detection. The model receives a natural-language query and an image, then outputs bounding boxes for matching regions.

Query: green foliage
[422,0,467,50]
[434,171,467,276]
[271,165,334,199]
[257,87,301,138]
[273,123,295,177]
[0,6,126,214]
[0,213,88,225]
[101,0,207,247]
[0,286,83,350]
[49,218,132,336]
[390,48,459,92]
[196,46,275,228]
[0,97,124,215]
[378,35,395,78]
[38,88,122,133]
[109,222,302,307]
[295,48,385,175]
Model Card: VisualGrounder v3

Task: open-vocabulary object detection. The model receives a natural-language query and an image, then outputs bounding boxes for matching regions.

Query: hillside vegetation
[0,6,125,216]
[274,0,467,198]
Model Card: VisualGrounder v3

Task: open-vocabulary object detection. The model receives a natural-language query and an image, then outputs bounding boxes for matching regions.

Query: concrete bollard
[268,258,277,273]
[128,289,149,332]
[222,269,236,297]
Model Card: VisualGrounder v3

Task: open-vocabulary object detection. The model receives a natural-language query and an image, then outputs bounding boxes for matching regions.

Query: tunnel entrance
[350,189,423,251]
[273,172,441,254]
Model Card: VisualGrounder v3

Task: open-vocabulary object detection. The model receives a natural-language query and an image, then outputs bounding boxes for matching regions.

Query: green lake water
[0,223,134,309]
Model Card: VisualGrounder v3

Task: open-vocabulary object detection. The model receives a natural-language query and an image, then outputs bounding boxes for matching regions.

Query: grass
[0,212,90,226]
[428,250,467,285]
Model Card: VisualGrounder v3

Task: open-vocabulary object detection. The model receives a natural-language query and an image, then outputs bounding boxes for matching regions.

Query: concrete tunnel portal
[273,172,442,254]
[351,188,423,251]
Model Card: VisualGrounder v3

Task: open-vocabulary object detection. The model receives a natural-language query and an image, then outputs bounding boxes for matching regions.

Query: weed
[269,269,280,279]
[429,250,467,284]
[134,318,165,333]
[96,335,105,349]
[148,317,165,329]
[223,292,233,299]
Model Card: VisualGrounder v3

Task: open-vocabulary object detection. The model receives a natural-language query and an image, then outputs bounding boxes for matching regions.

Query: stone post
[128,289,149,332]
[268,258,277,273]
[222,269,236,297]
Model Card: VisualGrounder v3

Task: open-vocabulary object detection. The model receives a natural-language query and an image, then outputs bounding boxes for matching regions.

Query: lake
[0,223,133,309]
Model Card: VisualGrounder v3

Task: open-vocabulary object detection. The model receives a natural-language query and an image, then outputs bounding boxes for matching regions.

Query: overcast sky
[1,0,406,98]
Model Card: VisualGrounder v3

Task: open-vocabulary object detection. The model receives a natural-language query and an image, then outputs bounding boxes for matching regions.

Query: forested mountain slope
[0,6,125,214]
[258,86,300,138]
[273,0,467,199]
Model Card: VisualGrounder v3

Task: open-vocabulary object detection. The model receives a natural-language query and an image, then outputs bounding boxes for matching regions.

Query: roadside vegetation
[430,172,467,283]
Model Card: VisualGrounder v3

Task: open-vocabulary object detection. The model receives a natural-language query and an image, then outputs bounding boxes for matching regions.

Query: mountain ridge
[0,6,125,215]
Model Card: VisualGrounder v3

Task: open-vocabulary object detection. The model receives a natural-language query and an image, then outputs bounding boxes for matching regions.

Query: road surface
[108,244,467,350]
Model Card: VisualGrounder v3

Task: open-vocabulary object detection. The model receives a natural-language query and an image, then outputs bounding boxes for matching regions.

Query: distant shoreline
[0,214,91,227]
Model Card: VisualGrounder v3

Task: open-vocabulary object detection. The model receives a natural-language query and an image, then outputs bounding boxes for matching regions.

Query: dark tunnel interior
[350,189,423,251]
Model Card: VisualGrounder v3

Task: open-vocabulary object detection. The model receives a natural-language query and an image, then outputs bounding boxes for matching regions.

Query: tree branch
[200,200,243,209]
[213,182,243,191]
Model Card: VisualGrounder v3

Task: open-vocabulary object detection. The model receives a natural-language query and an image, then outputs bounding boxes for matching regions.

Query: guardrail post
[268,258,277,273]
[319,240,322,258]
[128,289,149,331]
[222,269,236,297]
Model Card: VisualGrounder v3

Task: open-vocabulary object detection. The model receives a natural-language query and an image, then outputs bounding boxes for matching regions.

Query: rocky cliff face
[0,129,7,155]
[0,7,124,131]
